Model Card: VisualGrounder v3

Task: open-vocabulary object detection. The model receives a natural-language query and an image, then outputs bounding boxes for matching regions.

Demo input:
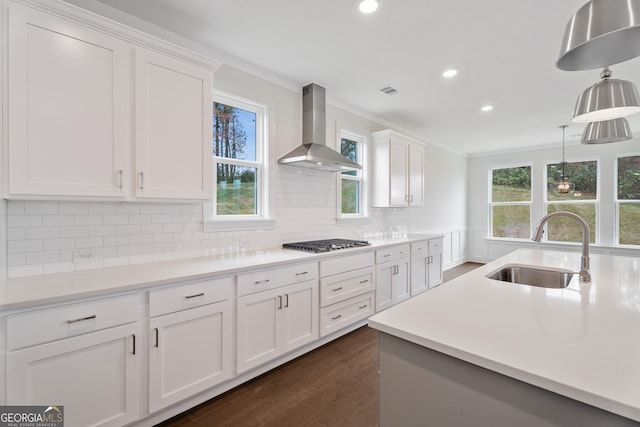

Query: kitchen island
[368,249,640,426]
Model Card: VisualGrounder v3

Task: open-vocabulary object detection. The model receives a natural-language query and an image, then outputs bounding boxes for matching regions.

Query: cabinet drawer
[320,267,374,307]
[411,241,428,258]
[237,262,318,296]
[319,292,375,337]
[7,293,140,350]
[149,276,233,317]
[429,239,443,254]
[376,244,410,264]
[320,252,374,277]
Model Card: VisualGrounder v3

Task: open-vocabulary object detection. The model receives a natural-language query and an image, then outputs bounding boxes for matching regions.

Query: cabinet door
[409,143,425,206]
[388,136,409,207]
[376,264,395,312]
[149,300,232,412]
[7,323,141,427]
[281,280,319,353]
[392,261,410,303]
[7,3,130,198]
[135,48,213,199]
[411,256,429,296]
[428,252,444,288]
[236,288,281,374]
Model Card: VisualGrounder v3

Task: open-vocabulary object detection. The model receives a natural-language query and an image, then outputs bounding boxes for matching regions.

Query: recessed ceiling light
[442,69,458,78]
[481,105,494,112]
[359,0,379,14]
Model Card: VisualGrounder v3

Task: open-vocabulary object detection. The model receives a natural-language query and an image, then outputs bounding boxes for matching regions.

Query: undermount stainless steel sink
[486,264,574,288]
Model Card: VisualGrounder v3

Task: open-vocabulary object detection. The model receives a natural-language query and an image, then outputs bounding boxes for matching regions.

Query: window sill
[337,216,372,226]
[203,219,276,232]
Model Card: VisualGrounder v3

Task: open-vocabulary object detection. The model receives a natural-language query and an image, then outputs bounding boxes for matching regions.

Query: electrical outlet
[73,248,97,263]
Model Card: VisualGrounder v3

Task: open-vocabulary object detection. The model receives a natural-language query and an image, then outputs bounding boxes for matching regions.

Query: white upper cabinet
[372,130,425,207]
[4,0,218,200]
[6,2,131,198]
[134,49,213,200]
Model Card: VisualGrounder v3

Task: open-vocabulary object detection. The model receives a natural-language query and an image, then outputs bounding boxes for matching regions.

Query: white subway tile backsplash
[59,203,89,215]
[26,251,59,264]
[8,215,43,228]
[59,226,90,238]
[90,225,118,236]
[5,168,407,278]
[89,204,116,215]
[42,215,74,227]
[75,215,103,226]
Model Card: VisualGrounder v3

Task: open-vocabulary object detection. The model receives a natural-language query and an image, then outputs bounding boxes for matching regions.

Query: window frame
[204,91,273,231]
[337,129,368,222]
[615,152,640,247]
[542,156,599,245]
[488,163,533,240]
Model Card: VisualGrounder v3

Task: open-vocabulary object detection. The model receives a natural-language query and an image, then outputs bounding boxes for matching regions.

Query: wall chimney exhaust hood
[278,83,362,172]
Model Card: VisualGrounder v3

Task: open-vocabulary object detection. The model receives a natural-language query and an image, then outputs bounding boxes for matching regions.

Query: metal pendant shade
[557,0,640,71]
[572,68,640,122]
[581,118,633,144]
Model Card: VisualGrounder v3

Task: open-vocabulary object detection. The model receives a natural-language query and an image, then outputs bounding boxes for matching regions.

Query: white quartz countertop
[0,234,440,311]
[368,248,640,422]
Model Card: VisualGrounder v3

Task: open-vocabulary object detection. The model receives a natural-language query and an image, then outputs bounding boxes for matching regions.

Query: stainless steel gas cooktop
[282,239,370,253]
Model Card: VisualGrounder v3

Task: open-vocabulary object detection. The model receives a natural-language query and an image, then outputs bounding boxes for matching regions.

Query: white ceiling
[86,0,640,155]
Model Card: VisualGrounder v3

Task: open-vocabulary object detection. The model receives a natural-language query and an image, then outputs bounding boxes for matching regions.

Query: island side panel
[378,332,637,427]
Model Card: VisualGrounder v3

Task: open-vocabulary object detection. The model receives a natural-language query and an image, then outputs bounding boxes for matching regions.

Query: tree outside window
[212,95,265,217]
[490,166,531,239]
[617,155,640,245]
[339,132,365,216]
[545,160,597,243]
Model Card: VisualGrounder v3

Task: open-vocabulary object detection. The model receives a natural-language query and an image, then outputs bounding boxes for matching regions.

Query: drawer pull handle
[154,328,159,348]
[359,304,368,310]
[284,293,289,308]
[360,279,369,284]
[332,286,343,292]
[296,271,308,276]
[255,279,270,285]
[132,334,136,355]
[383,254,391,258]
[332,314,342,320]
[185,292,205,299]
[66,314,96,324]
[278,295,283,309]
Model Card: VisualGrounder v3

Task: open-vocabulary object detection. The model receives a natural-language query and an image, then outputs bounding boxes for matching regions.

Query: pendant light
[557,125,575,195]
[581,118,633,144]
[572,67,640,123]
[557,0,640,71]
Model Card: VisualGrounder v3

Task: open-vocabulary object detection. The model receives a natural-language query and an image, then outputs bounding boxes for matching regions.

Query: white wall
[468,138,640,262]
[408,145,468,268]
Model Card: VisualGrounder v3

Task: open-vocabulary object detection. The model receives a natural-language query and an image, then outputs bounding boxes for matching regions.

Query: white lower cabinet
[410,238,444,296]
[148,277,233,413]
[376,245,410,312]
[236,279,319,374]
[6,294,142,427]
[319,252,375,337]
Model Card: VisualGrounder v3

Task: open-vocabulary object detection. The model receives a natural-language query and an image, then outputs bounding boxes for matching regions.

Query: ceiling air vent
[379,85,399,95]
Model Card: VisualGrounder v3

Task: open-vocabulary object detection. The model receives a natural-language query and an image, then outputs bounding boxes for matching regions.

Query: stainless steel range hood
[278,83,362,172]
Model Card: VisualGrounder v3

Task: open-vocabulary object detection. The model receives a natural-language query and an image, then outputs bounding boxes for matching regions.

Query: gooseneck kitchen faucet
[532,211,591,282]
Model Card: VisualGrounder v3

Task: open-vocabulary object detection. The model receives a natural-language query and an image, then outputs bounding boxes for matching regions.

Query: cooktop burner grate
[282,239,370,253]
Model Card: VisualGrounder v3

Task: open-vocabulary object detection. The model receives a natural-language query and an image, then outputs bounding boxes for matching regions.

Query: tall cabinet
[4,0,218,200]
[371,130,425,207]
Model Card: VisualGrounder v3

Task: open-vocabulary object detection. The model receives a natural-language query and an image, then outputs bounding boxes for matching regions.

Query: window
[617,154,640,245]
[490,165,531,239]
[545,160,597,243]
[338,131,366,217]
[207,92,269,229]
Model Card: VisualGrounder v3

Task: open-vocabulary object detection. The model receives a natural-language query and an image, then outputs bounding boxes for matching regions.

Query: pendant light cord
[560,125,568,180]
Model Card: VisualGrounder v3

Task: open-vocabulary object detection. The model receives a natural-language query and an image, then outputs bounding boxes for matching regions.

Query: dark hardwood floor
[157,262,483,427]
